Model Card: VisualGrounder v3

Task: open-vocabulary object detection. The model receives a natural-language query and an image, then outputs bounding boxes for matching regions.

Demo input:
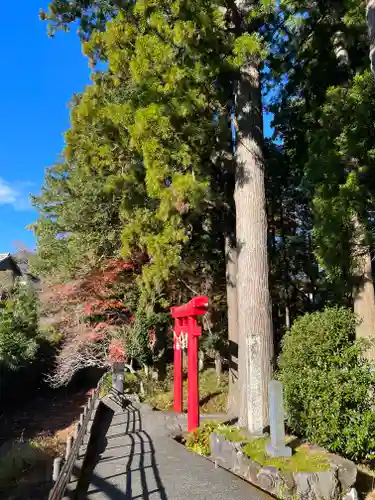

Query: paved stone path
[69,395,272,500]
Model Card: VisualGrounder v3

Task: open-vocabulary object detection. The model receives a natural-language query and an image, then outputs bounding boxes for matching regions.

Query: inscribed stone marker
[112,362,125,394]
[266,380,292,458]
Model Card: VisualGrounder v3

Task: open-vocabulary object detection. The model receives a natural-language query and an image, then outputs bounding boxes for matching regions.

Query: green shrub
[124,310,169,367]
[279,307,375,461]
[0,283,40,371]
[124,372,141,393]
[185,421,220,456]
[99,371,112,397]
[99,370,142,398]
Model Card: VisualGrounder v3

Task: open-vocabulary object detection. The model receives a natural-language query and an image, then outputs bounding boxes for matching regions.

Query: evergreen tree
[270,0,375,354]
[231,0,274,431]
[35,0,276,429]
[35,0,375,426]
[0,282,39,371]
[40,0,121,39]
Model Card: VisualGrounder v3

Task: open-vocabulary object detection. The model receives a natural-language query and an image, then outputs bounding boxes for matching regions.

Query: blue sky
[0,2,90,253]
[0,4,274,255]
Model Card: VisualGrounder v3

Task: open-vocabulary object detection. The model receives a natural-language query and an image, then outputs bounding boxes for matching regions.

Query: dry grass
[0,388,90,500]
[357,464,375,499]
[145,367,228,414]
[0,434,65,499]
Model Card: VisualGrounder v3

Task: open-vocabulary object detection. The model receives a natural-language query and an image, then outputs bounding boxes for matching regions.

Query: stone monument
[112,361,125,394]
[266,380,292,458]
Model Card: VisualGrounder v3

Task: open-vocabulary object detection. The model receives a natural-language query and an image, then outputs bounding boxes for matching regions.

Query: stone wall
[209,433,358,500]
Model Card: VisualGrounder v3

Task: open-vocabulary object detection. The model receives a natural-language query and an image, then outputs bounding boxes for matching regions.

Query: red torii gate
[170,296,208,432]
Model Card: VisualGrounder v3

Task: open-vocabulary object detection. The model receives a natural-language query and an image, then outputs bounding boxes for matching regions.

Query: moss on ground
[186,422,329,473]
[99,371,112,397]
[242,438,329,473]
[220,427,329,473]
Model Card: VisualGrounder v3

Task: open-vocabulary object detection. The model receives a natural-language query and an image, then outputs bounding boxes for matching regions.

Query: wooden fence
[48,375,105,500]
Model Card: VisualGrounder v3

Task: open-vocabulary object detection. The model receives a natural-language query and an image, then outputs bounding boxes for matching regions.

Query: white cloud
[0,178,18,204]
[0,177,33,211]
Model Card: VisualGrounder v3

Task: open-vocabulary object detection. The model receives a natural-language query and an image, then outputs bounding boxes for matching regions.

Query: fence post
[65,435,74,461]
[74,422,81,441]
[52,457,62,482]
[47,374,106,500]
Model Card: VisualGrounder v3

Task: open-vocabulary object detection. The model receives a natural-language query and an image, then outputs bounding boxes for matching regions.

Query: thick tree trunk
[353,250,375,359]
[332,32,375,358]
[234,53,274,432]
[332,31,350,67]
[215,351,222,387]
[225,236,239,415]
[363,9,375,357]
[352,214,375,359]
[285,305,290,329]
[367,0,375,77]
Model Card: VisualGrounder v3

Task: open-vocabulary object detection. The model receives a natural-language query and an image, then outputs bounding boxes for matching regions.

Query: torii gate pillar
[170,296,208,432]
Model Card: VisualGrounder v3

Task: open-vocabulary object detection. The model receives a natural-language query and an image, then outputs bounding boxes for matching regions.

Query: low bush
[99,371,112,397]
[0,283,39,371]
[185,421,220,455]
[99,370,142,398]
[0,436,61,496]
[279,307,375,461]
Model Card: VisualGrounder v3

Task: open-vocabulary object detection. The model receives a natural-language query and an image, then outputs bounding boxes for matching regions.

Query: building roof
[0,253,23,277]
[0,253,11,263]
[0,252,40,289]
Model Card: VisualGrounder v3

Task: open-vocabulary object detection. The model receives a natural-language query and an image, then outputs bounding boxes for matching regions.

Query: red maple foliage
[108,339,126,363]
[86,322,109,342]
[41,258,136,324]
[41,258,137,386]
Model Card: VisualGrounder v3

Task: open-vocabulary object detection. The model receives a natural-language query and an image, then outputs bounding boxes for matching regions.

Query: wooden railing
[48,375,106,500]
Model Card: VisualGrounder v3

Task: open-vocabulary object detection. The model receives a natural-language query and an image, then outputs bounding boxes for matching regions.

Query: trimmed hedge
[279,307,375,461]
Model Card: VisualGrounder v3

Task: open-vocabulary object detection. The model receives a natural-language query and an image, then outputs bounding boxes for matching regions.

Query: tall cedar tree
[268,1,375,354]
[37,0,276,429]
[41,0,375,419]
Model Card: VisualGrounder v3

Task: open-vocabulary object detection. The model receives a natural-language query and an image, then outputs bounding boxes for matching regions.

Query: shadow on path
[74,401,114,499]
[72,397,168,500]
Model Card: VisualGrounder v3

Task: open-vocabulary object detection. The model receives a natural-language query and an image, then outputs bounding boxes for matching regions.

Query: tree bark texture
[332,32,375,358]
[225,236,239,415]
[367,0,375,78]
[215,351,222,386]
[352,214,375,359]
[234,53,274,432]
